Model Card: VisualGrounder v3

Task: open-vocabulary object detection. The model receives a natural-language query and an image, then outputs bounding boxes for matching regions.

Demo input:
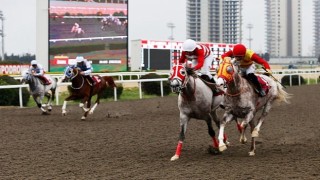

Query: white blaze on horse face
[216,78,225,87]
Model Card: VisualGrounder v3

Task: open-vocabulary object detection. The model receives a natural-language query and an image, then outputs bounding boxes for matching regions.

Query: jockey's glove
[185,67,194,74]
[265,69,272,76]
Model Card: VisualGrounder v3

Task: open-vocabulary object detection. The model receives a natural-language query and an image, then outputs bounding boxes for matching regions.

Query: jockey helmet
[233,44,247,57]
[76,56,85,63]
[182,39,197,52]
[31,60,38,65]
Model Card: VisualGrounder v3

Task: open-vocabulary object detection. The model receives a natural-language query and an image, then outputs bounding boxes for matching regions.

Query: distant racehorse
[71,25,85,38]
[169,64,225,161]
[21,71,57,114]
[61,66,116,120]
[216,57,291,156]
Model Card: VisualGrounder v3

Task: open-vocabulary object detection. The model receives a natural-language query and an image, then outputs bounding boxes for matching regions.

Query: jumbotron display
[49,0,128,72]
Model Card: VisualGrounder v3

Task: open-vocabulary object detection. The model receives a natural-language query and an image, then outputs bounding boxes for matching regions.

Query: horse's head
[63,65,79,80]
[169,64,187,93]
[216,57,237,87]
[21,70,32,84]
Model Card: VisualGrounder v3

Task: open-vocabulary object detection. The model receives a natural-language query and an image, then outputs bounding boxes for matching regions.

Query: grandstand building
[186,0,242,44]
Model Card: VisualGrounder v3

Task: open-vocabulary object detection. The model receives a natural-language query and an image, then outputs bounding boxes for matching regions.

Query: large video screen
[49,0,128,72]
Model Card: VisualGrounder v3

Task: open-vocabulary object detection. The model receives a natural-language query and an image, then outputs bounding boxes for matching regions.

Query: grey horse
[22,70,57,114]
[216,57,291,156]
[169,64,225,161]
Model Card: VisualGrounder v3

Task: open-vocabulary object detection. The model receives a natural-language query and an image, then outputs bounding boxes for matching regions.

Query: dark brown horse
[61,66,116,120]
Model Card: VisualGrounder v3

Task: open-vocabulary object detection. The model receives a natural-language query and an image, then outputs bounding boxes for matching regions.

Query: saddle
[198,75,224,96]
[37,76,51,85]
[85,75,101,87]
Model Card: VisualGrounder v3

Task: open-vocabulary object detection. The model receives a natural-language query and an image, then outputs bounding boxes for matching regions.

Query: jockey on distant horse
[29,60,51,85]
[220,44,272,97]
[75,56,95,86]
[179,39,216,83]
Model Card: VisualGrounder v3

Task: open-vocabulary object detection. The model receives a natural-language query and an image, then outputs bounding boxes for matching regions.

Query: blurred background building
[186,0,242,44]
[265,0,301,58]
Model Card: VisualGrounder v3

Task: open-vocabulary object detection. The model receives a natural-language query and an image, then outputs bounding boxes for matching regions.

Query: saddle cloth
[257,75,270,94]
[92,76,102,84]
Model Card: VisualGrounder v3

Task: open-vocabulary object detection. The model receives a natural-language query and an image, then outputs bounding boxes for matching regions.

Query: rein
[181,74,196,95]
[70,69,85,90]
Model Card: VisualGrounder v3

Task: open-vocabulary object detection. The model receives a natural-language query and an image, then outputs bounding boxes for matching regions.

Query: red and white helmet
[233,44,247,56]
[182,39,197,52]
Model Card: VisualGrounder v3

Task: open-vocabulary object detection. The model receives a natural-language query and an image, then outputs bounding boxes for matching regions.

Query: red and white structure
[130,39,235,71]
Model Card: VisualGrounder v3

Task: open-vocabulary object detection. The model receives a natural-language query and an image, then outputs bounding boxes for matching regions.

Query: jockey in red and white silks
[179,39,215,83]
[29,60,51,85]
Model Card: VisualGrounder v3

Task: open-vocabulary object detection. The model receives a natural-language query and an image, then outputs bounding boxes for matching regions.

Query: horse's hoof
[249,151,255,156]
[42,111,49,115]
[208,146,221,155]
[251,130,259,137]
[219,144,227,152]
[240,137,247,144]
[81,116,86,121]
[170,155,179,161]
[89,111,94,115]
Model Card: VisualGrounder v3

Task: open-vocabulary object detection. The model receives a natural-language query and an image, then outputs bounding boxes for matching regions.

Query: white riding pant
[239,64,256,75]
[192,54,213,79]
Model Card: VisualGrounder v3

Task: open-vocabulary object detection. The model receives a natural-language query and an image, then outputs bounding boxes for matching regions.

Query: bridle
[169,64,196,94]
[65,66,85,90]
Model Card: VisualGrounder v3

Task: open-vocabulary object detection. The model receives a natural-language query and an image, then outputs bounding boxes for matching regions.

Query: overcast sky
[0,0,314,56]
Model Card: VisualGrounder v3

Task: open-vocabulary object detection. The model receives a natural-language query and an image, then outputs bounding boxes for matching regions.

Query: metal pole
[0,10,4,61]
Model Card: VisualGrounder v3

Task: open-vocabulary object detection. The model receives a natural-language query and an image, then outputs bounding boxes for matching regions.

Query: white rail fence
[0,78,168,108]
[1,69,320,108]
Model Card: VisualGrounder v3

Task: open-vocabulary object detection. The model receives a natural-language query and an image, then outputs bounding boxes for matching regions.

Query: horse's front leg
[171,114,189,161]
[62,100,69,116]
[249,120,256,156]
[34,95,48,114]
[62,95,77,116]
[44,92,52,112]
[218,113,234,152]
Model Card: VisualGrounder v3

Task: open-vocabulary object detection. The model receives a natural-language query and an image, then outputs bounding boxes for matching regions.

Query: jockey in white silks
[75,56,95,86]
[179,39,215,83]
[29,60,50,85]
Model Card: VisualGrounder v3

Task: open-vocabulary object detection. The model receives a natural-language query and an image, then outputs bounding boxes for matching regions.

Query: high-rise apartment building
[186,0,242,44]
[265,0,301,57]
[314,0,320,57]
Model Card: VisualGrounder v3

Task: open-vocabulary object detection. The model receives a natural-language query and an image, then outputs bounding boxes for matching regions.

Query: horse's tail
[275,82,291,104]
[103,76,116,88]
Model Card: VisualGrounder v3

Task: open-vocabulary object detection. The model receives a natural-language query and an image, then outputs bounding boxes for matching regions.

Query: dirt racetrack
[1,85,320,179]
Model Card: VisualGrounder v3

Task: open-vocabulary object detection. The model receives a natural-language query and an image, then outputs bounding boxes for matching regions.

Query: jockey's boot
[200,74,215,83]
[87,76,95,86]
[247,73,266,97]
[210,77,216,83]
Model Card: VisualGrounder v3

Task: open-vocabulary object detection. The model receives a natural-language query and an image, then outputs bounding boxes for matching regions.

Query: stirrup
[259,90,266,97]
